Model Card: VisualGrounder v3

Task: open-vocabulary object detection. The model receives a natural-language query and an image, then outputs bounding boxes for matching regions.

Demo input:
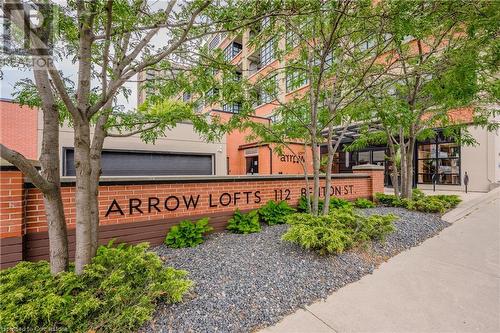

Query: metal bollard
[464,172,469,193]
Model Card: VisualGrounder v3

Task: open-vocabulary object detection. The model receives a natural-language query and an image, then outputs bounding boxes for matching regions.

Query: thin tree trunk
[302,142,312,213]
[311,138,321,216]
[88,112,109,257]
[405,136,415,199]
[399,133,407,198]
[322,123,334,215]
[386,140,400,198]
[34,67,69,274]
[74,120,93,274]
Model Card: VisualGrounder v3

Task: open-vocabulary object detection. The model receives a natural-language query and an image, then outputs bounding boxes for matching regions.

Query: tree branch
[0,144,53,192]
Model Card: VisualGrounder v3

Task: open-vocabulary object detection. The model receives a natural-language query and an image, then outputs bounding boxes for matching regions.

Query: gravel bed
[143,208,451,333]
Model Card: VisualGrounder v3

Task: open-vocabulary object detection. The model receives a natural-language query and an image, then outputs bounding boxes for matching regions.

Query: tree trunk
[399,135,407,198]
[386,136,400,198]
[88,112,108,257]
[404,136,415,199]
[74,120,93,274]
[302,142,312,213]
[34,67,69,274]
[311,139,321,216]
[322,123,334,215]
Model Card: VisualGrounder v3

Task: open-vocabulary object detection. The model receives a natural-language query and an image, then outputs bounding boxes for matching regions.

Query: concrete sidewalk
[262,190,500,333]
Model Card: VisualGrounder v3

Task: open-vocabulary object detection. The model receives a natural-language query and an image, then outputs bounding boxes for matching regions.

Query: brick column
[352,164,385,199]
[0,167,25,268]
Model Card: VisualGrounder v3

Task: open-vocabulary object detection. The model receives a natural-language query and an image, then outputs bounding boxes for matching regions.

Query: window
[261,17,271,29]
[357,151,370,165]
[223,42,242,61]
[286,69,308,92]
[417,134,460,185]
[64,149,213,176]
[260,38,275,66]
[206,88,219,98]
[286,30,299,48]
[223,102,242,113]
[208,34,220,50]
[258,74,278,104]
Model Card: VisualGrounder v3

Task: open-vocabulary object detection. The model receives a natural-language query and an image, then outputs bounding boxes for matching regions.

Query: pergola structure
[321,121,384,144]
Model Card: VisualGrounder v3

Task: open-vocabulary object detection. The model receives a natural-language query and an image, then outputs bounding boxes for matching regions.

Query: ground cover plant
[298,196,352,213]
[227,210,261,234]
[282,208,397,255]
[165,218,213,248]
[354,198,376,208]
[0,243,192,333]
[374,190,461,213]
[259,200,296,225]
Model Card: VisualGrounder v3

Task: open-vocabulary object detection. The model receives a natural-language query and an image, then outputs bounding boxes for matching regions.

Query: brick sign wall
[0,165,384,268]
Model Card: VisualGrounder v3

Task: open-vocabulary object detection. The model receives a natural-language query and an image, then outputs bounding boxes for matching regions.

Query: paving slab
[262,191,500,333]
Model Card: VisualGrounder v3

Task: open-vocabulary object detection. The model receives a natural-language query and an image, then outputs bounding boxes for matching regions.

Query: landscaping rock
[143,208,450,333]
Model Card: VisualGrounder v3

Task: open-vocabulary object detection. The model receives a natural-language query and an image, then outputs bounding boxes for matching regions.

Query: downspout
[268,145,273,174]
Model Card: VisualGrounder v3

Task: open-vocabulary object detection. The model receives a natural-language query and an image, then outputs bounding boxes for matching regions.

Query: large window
[64,149,213,176]
[260,38,275,66]
[417,134,461,185]
[258,74,278,104]
[286,69,308,92]
[223,42,242,61]
[223,102,242,113]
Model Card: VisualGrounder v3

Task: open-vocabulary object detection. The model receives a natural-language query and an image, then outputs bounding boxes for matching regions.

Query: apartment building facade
[136,20,499,191]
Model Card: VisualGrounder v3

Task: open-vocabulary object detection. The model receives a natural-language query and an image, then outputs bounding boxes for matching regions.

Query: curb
[441,187,500,223]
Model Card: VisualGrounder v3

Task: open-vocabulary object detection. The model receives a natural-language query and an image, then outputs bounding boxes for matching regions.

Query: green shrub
[227,209,261,234]
[392,197,416,210]
[432,194,462,209]
[353,198,376,208]
[375,191,460,214]
[412,188,426,200]
[297,196,352,212]
[329,197,352,209]
[282,213,353,254]
[282,208,397,255]
[414,197,446,213]
[0,242,193,333]
[374,193,398,206]
[259,200,296,225]
[165,217,213,248]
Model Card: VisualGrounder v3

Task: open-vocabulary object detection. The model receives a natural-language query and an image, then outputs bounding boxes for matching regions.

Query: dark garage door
[64,149,213,176]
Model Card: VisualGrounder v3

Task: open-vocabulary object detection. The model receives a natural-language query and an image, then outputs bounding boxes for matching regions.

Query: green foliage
[226,210,261,234]
[432,194,462,209]
[412,188,426,200]
[259,200,296,226]
[413,197,446,213]
[375,191,461,213]
[374,193,398,206]
[165,218,213,248]
[330,197,352,209]
[282,208,397,255]
[297,196,352,213]
[0,243,193,333]
[353,198,376,208]
[393,198,416,210]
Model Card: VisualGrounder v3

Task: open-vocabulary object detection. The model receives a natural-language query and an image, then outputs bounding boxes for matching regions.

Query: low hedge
[374,190,461,213]
[0,242,193,332]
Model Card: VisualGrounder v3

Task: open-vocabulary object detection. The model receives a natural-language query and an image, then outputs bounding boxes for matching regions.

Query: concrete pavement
[261,190,500,333]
